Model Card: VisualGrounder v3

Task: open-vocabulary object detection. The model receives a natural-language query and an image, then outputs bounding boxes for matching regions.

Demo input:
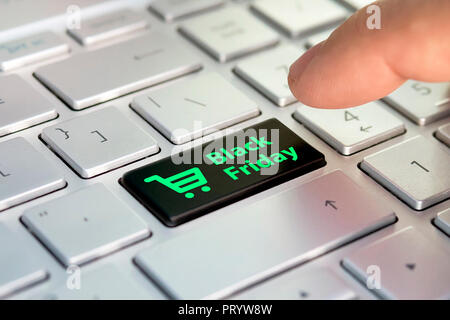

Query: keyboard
[0,0,449,300]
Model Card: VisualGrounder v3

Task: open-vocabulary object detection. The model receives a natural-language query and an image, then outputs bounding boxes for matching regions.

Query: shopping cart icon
[144,167,211,199]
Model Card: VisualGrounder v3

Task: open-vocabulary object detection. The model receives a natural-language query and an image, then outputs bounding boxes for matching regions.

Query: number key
[383,81,450,125]
[234,45,303,107]
[293,102,405,155]
[360,136,450,210]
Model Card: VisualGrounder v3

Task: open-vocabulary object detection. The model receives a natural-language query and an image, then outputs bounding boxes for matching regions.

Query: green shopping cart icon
[144,167,211,199]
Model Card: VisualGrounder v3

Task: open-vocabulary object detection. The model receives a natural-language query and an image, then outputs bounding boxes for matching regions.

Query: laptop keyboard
[0,0,449,300]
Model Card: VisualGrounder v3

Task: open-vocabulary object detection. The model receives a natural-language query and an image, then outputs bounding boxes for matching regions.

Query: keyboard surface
[0,0,449,300]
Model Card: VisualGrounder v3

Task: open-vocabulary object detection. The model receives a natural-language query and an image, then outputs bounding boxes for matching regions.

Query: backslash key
[121,118,326,226]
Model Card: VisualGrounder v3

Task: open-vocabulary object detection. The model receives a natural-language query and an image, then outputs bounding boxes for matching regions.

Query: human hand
[288,0,450,109]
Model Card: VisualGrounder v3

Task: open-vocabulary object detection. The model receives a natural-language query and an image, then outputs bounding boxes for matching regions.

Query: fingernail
[288,42,323,85]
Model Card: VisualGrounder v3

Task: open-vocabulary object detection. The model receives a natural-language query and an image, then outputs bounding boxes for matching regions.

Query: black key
[121,118,326,226]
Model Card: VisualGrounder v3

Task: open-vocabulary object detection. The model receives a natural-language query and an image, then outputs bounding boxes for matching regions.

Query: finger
[288,0,450,109]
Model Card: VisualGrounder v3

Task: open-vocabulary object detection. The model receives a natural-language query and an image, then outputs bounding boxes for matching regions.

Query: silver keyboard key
[179,8,279,63]
[0,225,48,298]
[434,208,450,237]
[234,45,302,107]
[22,184,151,266]
[150,0,225,22]
[361,136,450,210]
[134,171,396,299]
[0,75,57,137]
[41,107,159,178]
[36,265,157,300]
[68,9,148,46]
[436,123,450,147]
[383,81,450,126]
[305,28,334,48]
[0,137,65,211]
[343,228,450,299]
[34,33,202,110]
[250,0,348,38]
[233,269,356,300]
[294,102,405,155]
[131,73,260,144]
[0,32,69,71]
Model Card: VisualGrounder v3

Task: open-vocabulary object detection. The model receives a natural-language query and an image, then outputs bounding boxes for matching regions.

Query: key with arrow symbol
[405,263,416,271]
[325,200,338,210]
[299,291,309,299]
[360,126,372,133]
[0,169,11,177]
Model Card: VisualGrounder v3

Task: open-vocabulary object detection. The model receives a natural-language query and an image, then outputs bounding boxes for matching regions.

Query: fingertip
[288,0,449,109]
[287,22,399,108]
